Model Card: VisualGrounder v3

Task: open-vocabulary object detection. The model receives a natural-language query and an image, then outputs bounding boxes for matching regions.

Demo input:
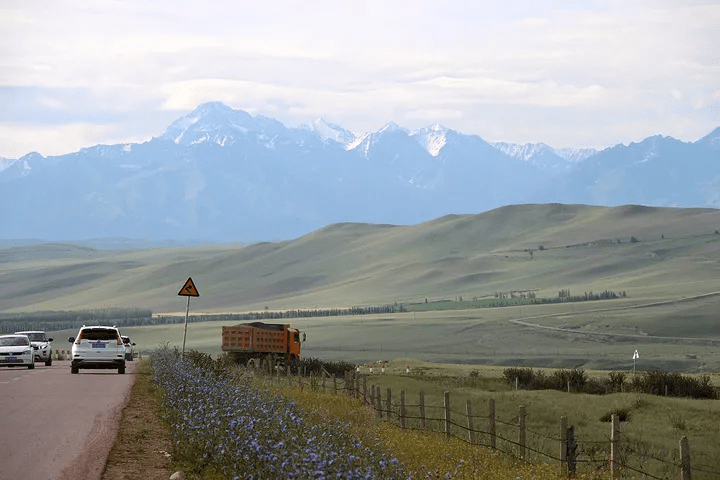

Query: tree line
[0,304,407,333]
[0,308,153,333]
[156,304,407,325]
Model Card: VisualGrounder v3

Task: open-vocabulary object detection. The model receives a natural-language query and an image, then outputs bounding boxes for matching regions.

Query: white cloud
[0,123,150,159]
[0,0,717,155]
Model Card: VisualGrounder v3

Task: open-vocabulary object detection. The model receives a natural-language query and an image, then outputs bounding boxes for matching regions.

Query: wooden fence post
[567,426,577,478]
[444,391,451,436]
[355,371,360,399]
[363,373,367,404]
[489,398,496,449]
[373,386,381,419]
[466,400,474,444]
[518,405,526,460]
[322,370,326,392]
[376,386,382,418]
[419,391,426,430]
[400,390,406,428]
[560,416,567,475]
[287,365,291,386]
[610,414,620,480]
[333,375,337,394]
[386,387,392,421]
[680,436,691,480]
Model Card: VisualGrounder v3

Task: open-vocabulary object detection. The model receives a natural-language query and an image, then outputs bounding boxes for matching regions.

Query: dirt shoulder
[100,359,175,480]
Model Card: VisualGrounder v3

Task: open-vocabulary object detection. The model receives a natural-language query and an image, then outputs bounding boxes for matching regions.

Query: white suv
[121,336,136,361]
[0,334,34,369]
[15,330,53,366]
[68,326,126,374]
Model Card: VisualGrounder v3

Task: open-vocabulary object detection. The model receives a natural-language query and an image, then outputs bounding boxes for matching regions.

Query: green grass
[331,370,720,479]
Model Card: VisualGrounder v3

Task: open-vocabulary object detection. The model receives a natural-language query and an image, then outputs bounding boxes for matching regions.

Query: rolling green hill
[3,203,720,371]
[3,203,720,313]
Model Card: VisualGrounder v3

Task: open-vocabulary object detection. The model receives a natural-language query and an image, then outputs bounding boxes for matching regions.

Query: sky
[1,0,718,159]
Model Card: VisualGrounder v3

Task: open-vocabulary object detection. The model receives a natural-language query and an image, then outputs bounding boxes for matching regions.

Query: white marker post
[178,277,200,360]
[633,349,639,374]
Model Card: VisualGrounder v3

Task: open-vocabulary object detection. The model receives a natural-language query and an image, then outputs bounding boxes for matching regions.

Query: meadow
[9,204,720,478]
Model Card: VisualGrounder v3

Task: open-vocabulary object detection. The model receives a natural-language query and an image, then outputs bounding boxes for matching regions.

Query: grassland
[4,203,720,373]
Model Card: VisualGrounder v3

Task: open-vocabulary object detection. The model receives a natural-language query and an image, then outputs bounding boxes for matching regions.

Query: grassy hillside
[5,203,720,372]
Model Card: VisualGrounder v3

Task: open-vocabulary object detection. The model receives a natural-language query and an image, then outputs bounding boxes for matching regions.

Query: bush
[503,367,540,389]
[600,407,631,422]
[608,371,626,392]
[286,357,356,378]
[629,370,715,398]
[502,368,625,395]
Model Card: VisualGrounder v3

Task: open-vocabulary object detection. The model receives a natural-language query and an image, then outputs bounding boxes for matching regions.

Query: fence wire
[279,371,719,479]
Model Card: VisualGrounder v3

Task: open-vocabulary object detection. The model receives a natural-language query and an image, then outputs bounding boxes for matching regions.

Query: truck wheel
[118,365,126,374]
[71,366,79,374]
[45,357,52,366]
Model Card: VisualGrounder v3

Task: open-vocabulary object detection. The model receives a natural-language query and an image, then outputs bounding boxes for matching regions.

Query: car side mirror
[68,337,75,343]
[48,338,54,342]
[132,343,136,346]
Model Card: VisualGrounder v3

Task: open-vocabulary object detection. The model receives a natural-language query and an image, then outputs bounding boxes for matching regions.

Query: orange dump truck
[221,322,302,365]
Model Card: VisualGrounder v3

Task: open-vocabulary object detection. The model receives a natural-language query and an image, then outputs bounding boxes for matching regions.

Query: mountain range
[1,101,719,243]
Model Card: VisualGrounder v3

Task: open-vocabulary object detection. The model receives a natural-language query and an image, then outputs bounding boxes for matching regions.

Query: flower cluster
[151,347,407,479]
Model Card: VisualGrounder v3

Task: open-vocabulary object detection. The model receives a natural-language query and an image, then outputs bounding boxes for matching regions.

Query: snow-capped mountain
[412,124,448,157]
[0,102,718,243]
[301,118,356,147]
[491,141,598,171]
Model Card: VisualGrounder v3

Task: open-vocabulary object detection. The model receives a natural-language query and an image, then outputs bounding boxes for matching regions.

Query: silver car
[15,330,53,366]
[69,326,126,374]
[0,334,35,369]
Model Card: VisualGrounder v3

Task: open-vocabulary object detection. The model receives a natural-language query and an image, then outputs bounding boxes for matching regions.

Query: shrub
[503,367,539,389]
[608,371,626,392]
[629,370,715,399]
[600,407,631,422]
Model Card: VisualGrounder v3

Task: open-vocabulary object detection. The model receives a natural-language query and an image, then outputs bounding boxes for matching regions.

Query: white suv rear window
[79,329,119,341]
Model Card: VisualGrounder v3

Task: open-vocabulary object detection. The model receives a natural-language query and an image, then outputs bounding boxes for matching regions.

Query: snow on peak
[301,118,356,146]
[159,102,257,146]
[379,122,405,134]
[491,141,555,161]
[412,124,449,157]
[554,147,598,162]
[492,141,597,164]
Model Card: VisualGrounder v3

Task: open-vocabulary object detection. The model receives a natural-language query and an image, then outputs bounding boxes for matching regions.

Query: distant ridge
[1,102,718,243]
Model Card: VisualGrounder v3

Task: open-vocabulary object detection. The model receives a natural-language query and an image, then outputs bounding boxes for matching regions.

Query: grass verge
[101,359,175,480]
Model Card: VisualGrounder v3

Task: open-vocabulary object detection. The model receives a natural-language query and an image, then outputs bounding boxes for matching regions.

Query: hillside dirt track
[0,360,137,480]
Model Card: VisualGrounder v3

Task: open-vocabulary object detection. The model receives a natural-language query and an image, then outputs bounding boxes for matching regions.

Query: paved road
[0,360,137,480]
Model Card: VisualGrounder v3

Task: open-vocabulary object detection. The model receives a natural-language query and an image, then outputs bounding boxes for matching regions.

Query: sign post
[178,277,200,360]
[633,349,639,374]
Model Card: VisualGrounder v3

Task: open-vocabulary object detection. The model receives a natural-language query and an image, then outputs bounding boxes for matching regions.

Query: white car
[69,326,126,374]
[0,334,35,369]
[121,335,136,361]
[14,330,53,366]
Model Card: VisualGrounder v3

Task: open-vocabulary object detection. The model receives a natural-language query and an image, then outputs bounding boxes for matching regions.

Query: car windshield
[23,333,47,342]
[79,329,118,341]
[0,337,30,346]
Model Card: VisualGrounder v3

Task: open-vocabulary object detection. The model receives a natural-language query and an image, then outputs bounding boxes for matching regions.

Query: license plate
[91,342,106,349]
[4,356,17,362]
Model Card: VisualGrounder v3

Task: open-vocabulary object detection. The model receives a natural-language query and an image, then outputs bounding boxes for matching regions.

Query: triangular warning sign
[178,277,200,297]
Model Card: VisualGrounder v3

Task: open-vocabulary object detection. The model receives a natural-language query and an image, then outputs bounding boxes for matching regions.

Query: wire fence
[266,366,720,480]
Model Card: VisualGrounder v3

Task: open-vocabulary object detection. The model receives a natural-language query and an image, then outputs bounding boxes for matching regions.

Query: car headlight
[23,348,33,355]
